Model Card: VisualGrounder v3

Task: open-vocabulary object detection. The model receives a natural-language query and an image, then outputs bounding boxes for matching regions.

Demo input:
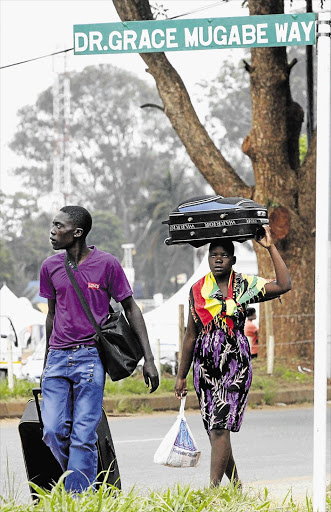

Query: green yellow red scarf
[190,270,269,329]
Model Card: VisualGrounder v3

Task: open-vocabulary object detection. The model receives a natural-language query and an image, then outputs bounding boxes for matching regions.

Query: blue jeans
[41,345,105,493]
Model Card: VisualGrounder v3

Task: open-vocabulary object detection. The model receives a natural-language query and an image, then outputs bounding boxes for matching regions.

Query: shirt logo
[88,282,100,289]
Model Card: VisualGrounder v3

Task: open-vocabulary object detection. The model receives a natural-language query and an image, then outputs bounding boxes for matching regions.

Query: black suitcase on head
[163,195,269,247]
[18,388,121,498]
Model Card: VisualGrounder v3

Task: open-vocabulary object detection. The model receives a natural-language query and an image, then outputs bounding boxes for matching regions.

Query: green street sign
[74,13,316,55]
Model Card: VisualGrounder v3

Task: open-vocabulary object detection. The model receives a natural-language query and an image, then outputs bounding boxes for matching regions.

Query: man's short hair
[60,206,92,239]
[247,307,256,317]
[209,239,235,256]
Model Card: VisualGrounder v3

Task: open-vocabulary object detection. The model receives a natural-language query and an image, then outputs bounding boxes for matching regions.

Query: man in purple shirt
[40,205,159,493]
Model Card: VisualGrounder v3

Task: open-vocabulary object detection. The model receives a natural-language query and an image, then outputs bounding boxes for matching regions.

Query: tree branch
[243,59,254,73]
[288,58,298,73]
[140,103,164,111]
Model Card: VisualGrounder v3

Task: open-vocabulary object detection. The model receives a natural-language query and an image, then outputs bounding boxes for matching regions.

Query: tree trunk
[245,0,315,361]
[113,0,316,362]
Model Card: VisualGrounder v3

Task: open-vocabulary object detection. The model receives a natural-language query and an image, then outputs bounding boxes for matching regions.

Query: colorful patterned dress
[190,270,269,434]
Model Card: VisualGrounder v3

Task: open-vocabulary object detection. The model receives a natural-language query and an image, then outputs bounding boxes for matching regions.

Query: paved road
[1,406,330,504]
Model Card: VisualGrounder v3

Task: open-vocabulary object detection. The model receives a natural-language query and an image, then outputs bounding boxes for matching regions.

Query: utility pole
[121,244,135,290]
[178,304,185,364]
[52,53,71,209]
[265,301,274,375]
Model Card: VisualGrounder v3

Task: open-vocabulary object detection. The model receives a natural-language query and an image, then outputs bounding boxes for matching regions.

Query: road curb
[1,386,330,419]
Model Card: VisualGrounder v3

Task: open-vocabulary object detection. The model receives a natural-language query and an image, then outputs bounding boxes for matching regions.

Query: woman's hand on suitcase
[256,225,273,248]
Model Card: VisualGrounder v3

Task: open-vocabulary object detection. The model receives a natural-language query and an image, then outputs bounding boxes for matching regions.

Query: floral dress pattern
[190,271,269,434]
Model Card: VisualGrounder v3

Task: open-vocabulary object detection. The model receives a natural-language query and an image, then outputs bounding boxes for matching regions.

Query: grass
[249,359,315,406]
[0,359,315,410]
[1,476,330,512]
[104,370,184,396]
[0,378,38,400]
[0,367,192,401]
[250,359,314,388]
[250,374,278,405]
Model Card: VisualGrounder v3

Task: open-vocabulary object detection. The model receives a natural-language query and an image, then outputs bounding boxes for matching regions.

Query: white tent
[143,241,258,359]
[0,284,46,340]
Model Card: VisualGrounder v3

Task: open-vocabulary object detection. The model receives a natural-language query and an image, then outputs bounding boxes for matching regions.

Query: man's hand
[121,296,160,393]
[143,359,159,393]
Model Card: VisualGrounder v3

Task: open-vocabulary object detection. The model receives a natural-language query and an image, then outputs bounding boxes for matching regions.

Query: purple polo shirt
[40,246,132,349]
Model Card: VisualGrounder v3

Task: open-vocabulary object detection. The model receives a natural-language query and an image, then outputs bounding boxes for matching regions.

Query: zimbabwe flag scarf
[190,270,269,333]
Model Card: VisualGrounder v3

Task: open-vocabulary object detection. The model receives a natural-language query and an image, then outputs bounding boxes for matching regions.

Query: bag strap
[64,255,104,341]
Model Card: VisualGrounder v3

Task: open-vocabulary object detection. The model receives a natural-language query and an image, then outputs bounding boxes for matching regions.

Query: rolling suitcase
[18,388,121,497]
[163,195,269,247]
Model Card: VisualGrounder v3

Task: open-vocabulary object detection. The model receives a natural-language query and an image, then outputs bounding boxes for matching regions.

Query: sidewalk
[1,386,330,418]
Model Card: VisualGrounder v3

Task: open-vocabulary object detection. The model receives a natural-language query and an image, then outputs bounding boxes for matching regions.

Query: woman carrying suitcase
[174,226,291,487]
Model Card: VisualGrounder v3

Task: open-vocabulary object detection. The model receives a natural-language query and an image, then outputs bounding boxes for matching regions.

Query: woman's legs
[225,447,239,484]
[209,429,239,486]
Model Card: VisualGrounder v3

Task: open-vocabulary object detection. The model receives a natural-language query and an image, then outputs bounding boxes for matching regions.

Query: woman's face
[208,244,235,279]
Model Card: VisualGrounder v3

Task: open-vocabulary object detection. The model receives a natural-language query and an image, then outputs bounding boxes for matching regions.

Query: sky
[0,0,322,195]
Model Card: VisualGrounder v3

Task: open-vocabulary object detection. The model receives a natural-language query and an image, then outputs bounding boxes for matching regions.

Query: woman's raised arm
[256,226,292,299]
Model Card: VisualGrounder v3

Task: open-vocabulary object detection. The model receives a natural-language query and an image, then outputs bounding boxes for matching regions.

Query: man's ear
[232,256,237,266]
[74,228,84,238]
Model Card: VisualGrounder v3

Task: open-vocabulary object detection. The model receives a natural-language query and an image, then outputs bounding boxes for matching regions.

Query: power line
[0,2,226,70]
[0,47,74,70]
[169,1,225,20]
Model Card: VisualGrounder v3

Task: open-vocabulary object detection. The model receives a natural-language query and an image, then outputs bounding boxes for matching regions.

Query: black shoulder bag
[65,256,144,381]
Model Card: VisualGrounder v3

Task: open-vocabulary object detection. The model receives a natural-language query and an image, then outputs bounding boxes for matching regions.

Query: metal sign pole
[7,335,14,390]
[313,11,331,512]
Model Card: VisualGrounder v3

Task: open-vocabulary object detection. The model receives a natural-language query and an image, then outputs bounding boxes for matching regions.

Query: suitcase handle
[32,387,43,428]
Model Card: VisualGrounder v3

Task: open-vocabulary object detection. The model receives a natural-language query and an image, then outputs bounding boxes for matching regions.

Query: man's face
[208,244,235,279]
[50,211,79,250]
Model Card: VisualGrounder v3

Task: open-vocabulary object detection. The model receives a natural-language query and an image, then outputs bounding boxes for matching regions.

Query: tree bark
[113,0,316,361]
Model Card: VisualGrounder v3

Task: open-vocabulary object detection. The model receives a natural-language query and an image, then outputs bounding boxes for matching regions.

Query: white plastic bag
[153,397,201,467]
